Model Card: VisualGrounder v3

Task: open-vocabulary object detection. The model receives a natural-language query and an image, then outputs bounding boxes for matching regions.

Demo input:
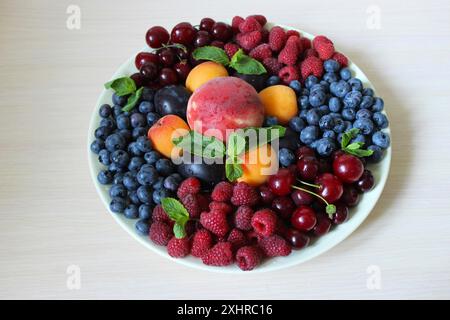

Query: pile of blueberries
[90,88,183,235]
[265,59,390,168]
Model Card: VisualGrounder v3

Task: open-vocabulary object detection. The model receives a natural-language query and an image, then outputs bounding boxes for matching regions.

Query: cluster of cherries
[131,19,233,89]
[263,146,374,249]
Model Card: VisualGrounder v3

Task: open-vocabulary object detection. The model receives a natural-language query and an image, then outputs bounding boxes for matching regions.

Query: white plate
[87,23,391,273]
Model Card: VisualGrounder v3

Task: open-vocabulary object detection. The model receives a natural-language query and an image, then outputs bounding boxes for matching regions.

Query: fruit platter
[88,15,391,272]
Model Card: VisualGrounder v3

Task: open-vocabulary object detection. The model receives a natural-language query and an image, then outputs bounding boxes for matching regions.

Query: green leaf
[172,130,225,159]
[104,76,136,96]
[345,148,374,157]
[121,87,143,112]
[226,132,246,159]
[229,49,267,75]
[192,46,230,66]
[346,142,364,150]
[161,197,189,223]
[341,128,360,149]
[173,222,187,239]
[225,161,243,182]
[243,125,286,150]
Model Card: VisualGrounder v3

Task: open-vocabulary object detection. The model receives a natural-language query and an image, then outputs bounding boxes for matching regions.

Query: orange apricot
[258,85,298,124]
[185,61,229,92]
[237,143,278,186]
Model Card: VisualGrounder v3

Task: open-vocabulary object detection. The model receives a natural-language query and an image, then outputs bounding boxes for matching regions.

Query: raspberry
[312,35,335,60]
[300,37,312,50]
[263,57,283,75]
[236,31,262,51]
[248,14,267,27]
[202,242,234,266]
[268,26,286,51]
[251,209,278,237]
[224,42,239,59]
[332,52,349,67]
[211,181,234,202]
[278,65,300,84]
[149,221,172,246]
[227,228,248,251]
[177,177,201,199]
[303,48,318,58]
[258,235,292,257]
[246,230,263,245]
[239,16,262,33]
[152,205,172,225]
[286,30,300,38]
[231,16,244,33]
[181,193,201,218]
[191,229,213,258]
[231,182,259,206]
[209,201,233,215]
[195,193,210,212]
[167,236,190,258]
[200,209,230,237]
[249,43,272,62]
[261,28,269,42]
[233,205,254,231]
[300,56,324,80]
[278,36,300,65]
[236,246,262,271]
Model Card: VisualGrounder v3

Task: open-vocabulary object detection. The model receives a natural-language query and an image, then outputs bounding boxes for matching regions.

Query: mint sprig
[192,46,230,66]
[172,130,226,158]
[161,197,189,239]
[341,128,374,157]
[104,76,142,112]
[122,87,143,112]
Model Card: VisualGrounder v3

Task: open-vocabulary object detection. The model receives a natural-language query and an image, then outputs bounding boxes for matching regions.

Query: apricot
[258,85,298,125]
[237,143,278,186]
[148,115,190,159]
[185,61,229,92]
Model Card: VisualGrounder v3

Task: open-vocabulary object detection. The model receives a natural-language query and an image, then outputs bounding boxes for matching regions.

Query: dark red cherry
[173,62,191,81]
[158,68,178,86]
[145,26,170,48]
[291,189,314,206]
[356,169,375,193]
[297,156,319,181]
[211,22,232,41]
[295,146,315,160]
[291,206,317,231]
[200,18,215,32]
[259,185,275,205]
[313,214,332,236]
[341,185,360,207]
[135,52,160,70]
[130,73,145,88]
[272,197,295,219]
[332,203,349,224]
[158,48,175,67]
[316,173,343,203]
[171,22,196,45]
[285,229,310,249]
[268,168,294,196]
[194,30,212,47]
[333,154,364,183]
[139,62,158,80]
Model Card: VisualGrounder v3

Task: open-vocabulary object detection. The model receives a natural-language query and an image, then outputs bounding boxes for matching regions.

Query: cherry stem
[297,179,320,189]
[291,185,336,215]
[151,43,188,53]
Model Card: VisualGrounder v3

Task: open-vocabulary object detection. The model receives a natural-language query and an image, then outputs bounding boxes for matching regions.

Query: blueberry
[111,150,130,168]
[342,108,356,121]
[109,184,127,198]
[372,131,390,148]
[128,156,145,171]
[306,109,320,125]
[315,138,336,157]
[97,170,113,185]
[300,126,319,145]
[128,190,141,205]
[333,118,346,133]
[372,97,384,112]
[343,121,352,132]
[363,88,374,96]
[108,162,124,173]
[132,127,147,139]
[113,105,123,117]
[351,134,367,145]
[137,185,153,205]
[146,112,160,126]
[305,75,319,89]
[319,80,330,92]
[98,149,111,166]
[105,133,126,152]
[128,142,143,156]
[95,126,111,140]
[289,117,305,132]
[124,204,139,219]
[340,68,352,80]
[119,129,132,143]
[110,197,127,213]
[299,109,308,121]
[329,112,342,119]
[123,172,140,191]
[337,133,344,144]
[323,72,339,83]
[153,176,165,190]
[330,80,351,98]
[156,158,175,176]
[100,118,116,130]
[130,113,146,128]
[138,204,152,220]
[289,80,302,93]
[141,87,156,102]
[138,101,154,113]
[112,93,127,106]
[301,88,310,96]
[348,78,363,91]
[298,95,310,109]
[152,188,171,204]
[324,59,340,73]
[360,96,374,109]
[113,172,125,185]
[144,151,161,164]
[317,105,330,116]
[353,118,375,135]
[116,114,130,130]
[319,114,335,130]
[310,84,325,93]
[356,109,373,120]
[136,136,152,153]
[264,116,278,126]
[163,174,182,191]
[266,75,281,86]
[323,130,336,139]
[90,139,104,154]
[367,145,384,163]
[279,148,295,167]
[137,164,159,186]
[135,219,151,235]
[343,91,362,109]
[373,112,389,129]
[328,97,341,112]
[99,104,112,118]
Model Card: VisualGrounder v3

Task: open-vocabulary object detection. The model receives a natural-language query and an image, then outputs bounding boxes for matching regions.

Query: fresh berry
[239,16,261,33]
[263,57,283,75]
[149,221,172,246]
[231,182,259,206]
[278,36,300,65]
[291,189,314,206]
[332,52,348,67]
[286,30,300,38]
[200,17,215,32]
[181,193,201,218]
[209,201,233,215]
[211,181,234,202]
[177,177,201,198]
[135,52,160,70]
[173,61,191,81]
[193,30,212,47]
[258,235,292,257]
[258,185,275,204]
[303,48,318,58]
[301,56,324,79]
[291,206,317,231]
[332,203,349,224]
[271,196,295,219]
[167,237,190,258]
[233,205,254,231]
[211,22,232,42]
[313,35,335,60]
[231,16,245,33]
[300,37,312,50]
[191,229,213,258]
[236,31,263,51]
[171,22,196,45]
[249,44,272,62]
[210,40,225,48]
[278,65,299,84]
[236,246,262,271]
[268,26,287,51]
[200,209,230,237]
[313,214,332,236]
[152,205,172,224]
[268,168,294,196]
[297,156,319,181]
[341,185,360,207]
[285,229,310,249]
[296,146,315,160]
[196,193,211,212]
[248,14,267,27]
[251,209,278,237]
[145,26,170,48]
[224,42,240,58]
[333,154,364,183]
[202,242,234,266]
[356,169,375,192]
[227,228,248,250]
[316,173,344,203]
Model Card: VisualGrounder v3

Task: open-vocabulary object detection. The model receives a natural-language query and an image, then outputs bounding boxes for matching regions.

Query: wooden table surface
[1,0,449,299]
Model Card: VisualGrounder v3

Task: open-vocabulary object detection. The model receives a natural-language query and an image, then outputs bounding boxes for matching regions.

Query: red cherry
[332,203,349,224]
[333,154,364,183]
[272,197,295,219]
[259,185,275,205]
[291,206,317,231]
[158,48,175,67]
[341,185,360,207]
[316,173,343,203]
[210,40,225,48]
[194,30,212,47]
[332,150,346,161]
[158,68,178,86]
[130,73,145,88]
[211,22,232,42]
[200,18,215,32]
[171,22,196,45]
[295,146,315,160]
[356,169,375,193]
[135,52,160,70]
[268,168,294,196]
[285,229,310,249]
[313,214,332,236]
[297,156,319,181]
[318,158,332,173]
[291,189,314,206]
[139,62,158,80]
[173,46,190,60]
[173,62,191,81]
[145,26,170,48]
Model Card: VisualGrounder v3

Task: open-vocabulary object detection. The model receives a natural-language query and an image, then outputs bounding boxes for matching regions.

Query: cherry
[332,203,349,224]
[173,46,189,60]
[173,62,191,81]
[341,185,360,207]
[332,150,346,161]
[210,40,225,48]
[194,30,212,47]
[200,17,215,32]
[356,169,374,193]
[211,22,232,41]
[333,154,364,183]
[145,26,170,48]
[318,158,332,173]
[158,48,175,67]
[291,206,317,231]
[295,146,315,160]
[259,185,275,204]
[171,22,196,45]
[135,52,160,70]
[268,168,294,196]
[272,197,295,219]
[291,189,314,206]
[313,214,332,236]
[285,229,310,249]
[130,72,145,88]
[316,173,343,203]
[158,68,178,86]
[297,156,319,181]
[139,62,158,80]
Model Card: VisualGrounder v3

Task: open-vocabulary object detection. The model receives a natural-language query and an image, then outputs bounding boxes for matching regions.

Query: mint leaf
[161,197,189,238]
[244,125,286,150]
[192,46,230,66]
[341,128,360,149]
[173,222,187,239]
[122,87,143,112]
[346,142,364,150]
[229,49,266,75]
[345,148,374,157]
[104,77,136,96]
[227,132,246,159]
[225,161,243,182]
[341,129,374,158]
[173,130,225,159]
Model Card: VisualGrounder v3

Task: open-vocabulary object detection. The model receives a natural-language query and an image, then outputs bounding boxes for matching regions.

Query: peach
[186,77,265,141]
[237,143,278,186]
[147,115,190,159]
[185,61,229,92]
[258,85,298,124]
